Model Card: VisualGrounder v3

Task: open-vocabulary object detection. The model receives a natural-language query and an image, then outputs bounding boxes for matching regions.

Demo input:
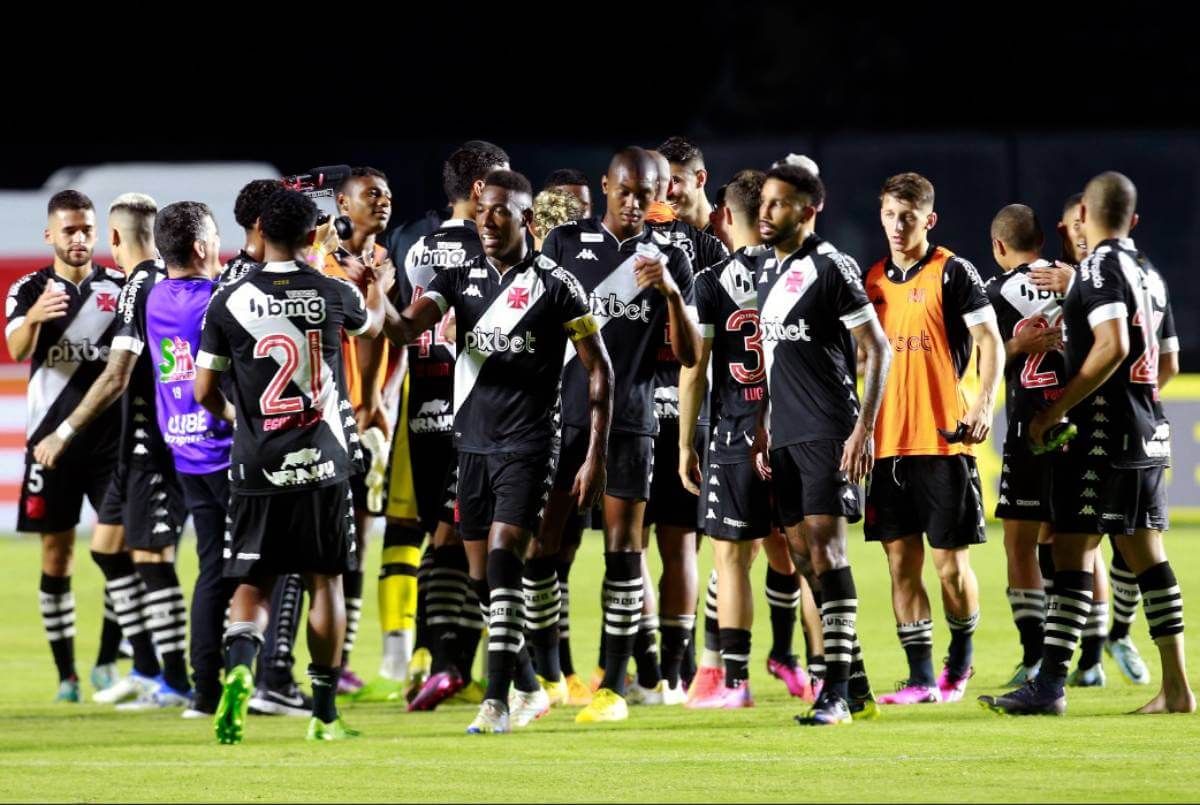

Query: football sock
[340,569,364,668]
[427,545,468,675]
[39,573,76,682]
[523,555,562,682]
[308,663,339,724]
[92,551,159,678]
[660,614,695,688]
[946,611,979,679]
[701,569,721,667]
[137,562,190,692]
[897,619,935,687]
[1078,600,1108,670]
[1037,543,1055,597]
[1138,562,1184,640]
[634,613,662,688]
[1007,587,1046,668]
[457,583,485,683]
[1108,545,1140,642]
[766,566,800,662]
[848,637,871,700]
[415,544,434,651]
[378,523,422,677]
[223,621,263,672]
[484,550,524,705]
[819,567,858,701]
[261,573,303,689]
[555,558,576,677]
[97,588,122,666]
[1037,569,1093,695]
[719,628,751,687]
[601,552,642,695]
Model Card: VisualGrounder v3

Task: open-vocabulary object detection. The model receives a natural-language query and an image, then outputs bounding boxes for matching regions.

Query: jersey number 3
[726,309,764,384]
[255,331,324,415]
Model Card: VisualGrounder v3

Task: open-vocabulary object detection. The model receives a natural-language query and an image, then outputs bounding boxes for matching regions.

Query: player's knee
[41,534,74,575]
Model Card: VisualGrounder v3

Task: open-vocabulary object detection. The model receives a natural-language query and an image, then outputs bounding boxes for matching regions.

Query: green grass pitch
[0,526,1198,802]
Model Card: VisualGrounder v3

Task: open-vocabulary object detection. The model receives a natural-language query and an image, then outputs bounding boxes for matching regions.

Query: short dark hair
[544,168,589,189]
[657,136,704,168]
[724,170,766,227]
[1084,171,1137,231]
[234,179,281,229]
[880,172,935,209]
[713,184,727,208]
[443,140,510,203]
[342,166,389,190]
[766,164,825,209]
[47,190,94,217]
[259,189,319,250]
[484,169,533,197]
[991,204,1044,252]
[1061,191,1084,219]
[154,201,215,268]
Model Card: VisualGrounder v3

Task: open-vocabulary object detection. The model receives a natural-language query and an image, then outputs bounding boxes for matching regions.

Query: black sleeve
[112,271,150,355]
[541,226,567,265]
[697,231,729,272]
[985,277,1019,341]
[4,272,44,333]
[332,277,370,336]
[424,266,460,315]
[694,267,720,334]
[197,289,232,371]
[545,264,593,339]
[824,253,873,327]
[669,249,696,308]
[944,256,992,321]
[1078,252,1130,328]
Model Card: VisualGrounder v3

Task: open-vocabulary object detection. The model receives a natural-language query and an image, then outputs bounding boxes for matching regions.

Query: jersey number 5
[1014,315,1058,389]
[255,331,324,415]
[726,309,764,384]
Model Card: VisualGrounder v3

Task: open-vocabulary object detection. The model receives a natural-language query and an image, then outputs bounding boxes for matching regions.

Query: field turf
[1,526,1198,802]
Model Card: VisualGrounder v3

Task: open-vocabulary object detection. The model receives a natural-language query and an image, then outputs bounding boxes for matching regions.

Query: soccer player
[380,169,611,734]
[536,147,701,724]
[532,188,586,250]
[196,188,388,743]
[7,190,126,702]
[658,136,715,234]
[745,165,890,725]
[986,204,1067,687]
[982,172,1194,716]
[864,172,1003,706]
[371,143,511,709]
[544,169,593,219]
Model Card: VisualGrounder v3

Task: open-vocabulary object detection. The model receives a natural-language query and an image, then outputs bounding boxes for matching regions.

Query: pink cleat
[408,669,465,712]
[811,676,824,701]
[337,668,365,696]
[685,666,725,707]
[688,680,754,709]
[877,682,942,705]
[937,665,972,703]
[767,657,814,702]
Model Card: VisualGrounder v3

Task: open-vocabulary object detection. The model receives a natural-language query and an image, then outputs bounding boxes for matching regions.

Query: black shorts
[865,455,986,549]
[413,434,456,532]
[770,440,862,528]
[1050,455,1169,536]
[96,462,187,549]
[225,480,357,578]
[994,445,1052,522]
[645,419,704,530]
[703,459,772,541]
[555,425,654,502]
[456,450,556,541]
[17,450,115,534]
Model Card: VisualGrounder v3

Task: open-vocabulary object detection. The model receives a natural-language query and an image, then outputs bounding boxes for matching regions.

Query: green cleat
[54,677,80,703]
[1105,637,1151,685]
[90,663,120,695]
[1067,664,1106,688]
[305,717,362,741]
[349,677,407,703]
[1004,661,1040,688]
[214,665,254,745]
[849,691,880,721]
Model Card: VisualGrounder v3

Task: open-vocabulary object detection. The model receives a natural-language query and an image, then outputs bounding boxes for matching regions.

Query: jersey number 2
[1130,309,1164,385]
[255,331,323,415]
[1014,315,1058,389]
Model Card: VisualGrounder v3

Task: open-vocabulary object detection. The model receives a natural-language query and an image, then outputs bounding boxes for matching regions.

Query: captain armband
[564,313,599,341]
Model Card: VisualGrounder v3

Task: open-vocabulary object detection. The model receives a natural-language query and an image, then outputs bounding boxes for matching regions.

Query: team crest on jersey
[784,270,807,293]
[507,286,530,309]
[158,336,196,383]
[95,292,119,312]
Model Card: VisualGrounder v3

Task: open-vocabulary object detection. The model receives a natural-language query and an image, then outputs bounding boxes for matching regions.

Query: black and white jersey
[544,218,696,436]
[695,250,764,463]
[753,235,876,448]
[424,249,593,454]
[398,219,479,437]
[220,251,261,285]
[110,261,174,468]
[197,260,370,495]
[1062,238,1173,468]
[987,259,1068,450]
[648,219,727,420]
[4,264,124,453]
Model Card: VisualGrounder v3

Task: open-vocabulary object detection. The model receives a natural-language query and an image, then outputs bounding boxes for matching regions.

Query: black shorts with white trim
[702,458,772,541]
[456,449,557,540]
[554,424,654,502]
[770,439,862,528]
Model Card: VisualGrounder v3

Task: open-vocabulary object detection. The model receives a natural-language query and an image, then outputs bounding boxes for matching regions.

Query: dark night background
[4,11,1198,363]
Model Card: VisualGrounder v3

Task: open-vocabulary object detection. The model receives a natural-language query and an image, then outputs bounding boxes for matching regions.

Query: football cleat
[349,677,407,703]
[626,680,666,706]
[306,716,361,741]
[90,663,120,695]
[979,682,1066,716]
[685,666,725,706]
[336,667,365,696]
[117,678,193,711]
[575,688,628,724]
[409,647,432,689]
[182,695,217,719]
[878,681,942,705]
[54,677,80,703]
[849,690,880,721]
[214,665,254,745]
[767,656,814,701]
[93,670,157,704]
[539,674,569,707]
[1067,664,1107,688]
[796,691,852,726]
[1004,661,1040,688]
[249,682,313,717]
[688,680,754,709]
[509,686,551,728]
[564,673,593,706]
[1106,637,1151,685]
[937,663,973,702]
[450,679,485,705]
[467,699,510,734]
[661,679,688,706]
[408,670,465,712]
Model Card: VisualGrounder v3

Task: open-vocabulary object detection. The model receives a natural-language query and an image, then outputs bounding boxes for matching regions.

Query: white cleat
[661,679,688,706]
[626,680,666,705]
[467,699,511,734]
[508,686,550,728]
[93,671,158,704]
[116,681,192,711]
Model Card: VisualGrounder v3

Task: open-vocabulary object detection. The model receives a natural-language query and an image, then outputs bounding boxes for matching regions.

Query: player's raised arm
[635,251,701,367]
[381,291,445,346]
[6,281,69,362]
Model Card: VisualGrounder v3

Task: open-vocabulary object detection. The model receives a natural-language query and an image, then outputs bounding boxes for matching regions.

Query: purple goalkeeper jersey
[145,276,233,474]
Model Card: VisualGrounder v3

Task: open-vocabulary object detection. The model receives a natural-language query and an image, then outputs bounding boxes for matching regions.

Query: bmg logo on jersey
[465,328,538,354]
[759,318,811,342]
[45,338,108,367]
[589,292,651,323]
[249,292,326,324]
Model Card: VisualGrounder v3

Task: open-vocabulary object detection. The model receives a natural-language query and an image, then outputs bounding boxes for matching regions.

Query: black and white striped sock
[1007,587,1046,668]
[523,555,562,682]
[701,569,721,666]
[1039,570,1093,693]
[766,567,800,663]
[428,546,469,675]
[484,550,524,705]
[137,563,190,693]
[1138,562,1184,641]
[97,588,122,667]
[39,574,76,682]
[819,567,857,701]
[601,552,643,695]
[415,544,435,652]
[1078,599,1109,669]
[341,570,364,667]
[660,613,695,688]
[93,551,159,678]
[897,619,935,687]
[719,628,751,686]
[946,611,979,679]
[1109,549,1141,642]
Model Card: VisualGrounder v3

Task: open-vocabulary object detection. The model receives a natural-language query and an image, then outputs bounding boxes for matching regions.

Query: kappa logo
[464,285,483,298]
[1094,396,1107,406]
[1089,446,1107,457]
[1092,430,1108,440]
[999,495,1010,505]
[842,487,857,501]
[1082,470,1100,481]
[507,286,530,309]
[708,492,718,503]
[1079,505,1097,516]
[1081,488,1097,499]
[706,508,717,520]
[708,475,720,487]
[1093,413,1109,423]
[575,249,599,261]
[152,522,172,535]
[95,292,119,312]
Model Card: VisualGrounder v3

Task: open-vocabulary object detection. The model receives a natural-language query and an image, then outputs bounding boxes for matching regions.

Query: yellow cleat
[540,674,569,707]
[565,673,593,706]
[409,647,432,684]
[588,666,605,693]
[575,687,628,724]
[850,693,881,721]
[450,679,485,705]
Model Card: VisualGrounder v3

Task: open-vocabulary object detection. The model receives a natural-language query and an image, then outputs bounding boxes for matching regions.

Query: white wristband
[55,420,76,442]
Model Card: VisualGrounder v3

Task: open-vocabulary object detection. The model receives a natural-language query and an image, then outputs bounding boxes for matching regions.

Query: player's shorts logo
[24,494,46,519]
